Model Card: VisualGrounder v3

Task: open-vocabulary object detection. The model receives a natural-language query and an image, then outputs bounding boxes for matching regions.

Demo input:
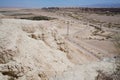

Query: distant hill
[86,3,120,8]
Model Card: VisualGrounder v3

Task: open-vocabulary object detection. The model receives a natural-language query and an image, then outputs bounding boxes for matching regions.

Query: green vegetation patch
[21,16,55,21]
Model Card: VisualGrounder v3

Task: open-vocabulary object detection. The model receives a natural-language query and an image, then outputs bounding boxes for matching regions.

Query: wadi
[0,7,120,80]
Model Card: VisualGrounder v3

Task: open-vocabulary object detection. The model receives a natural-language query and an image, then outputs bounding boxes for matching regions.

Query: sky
[0,0,120,8]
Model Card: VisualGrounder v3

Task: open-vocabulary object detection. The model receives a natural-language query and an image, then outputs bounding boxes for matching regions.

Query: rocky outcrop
[0,19,73,80]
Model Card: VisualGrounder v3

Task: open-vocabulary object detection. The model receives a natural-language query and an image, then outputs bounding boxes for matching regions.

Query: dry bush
[96,64,120,80]
[96,70,113,80]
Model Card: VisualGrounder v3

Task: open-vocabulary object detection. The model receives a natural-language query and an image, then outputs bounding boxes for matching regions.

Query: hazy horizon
[0,0,120,8]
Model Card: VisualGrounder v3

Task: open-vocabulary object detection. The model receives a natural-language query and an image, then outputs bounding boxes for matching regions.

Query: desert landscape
[0,7,120,80]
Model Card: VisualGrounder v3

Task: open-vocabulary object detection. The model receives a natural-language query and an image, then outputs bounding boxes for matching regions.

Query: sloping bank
[0,19,119,80]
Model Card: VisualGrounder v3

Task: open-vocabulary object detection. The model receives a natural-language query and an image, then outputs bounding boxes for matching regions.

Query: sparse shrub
[96,70,113,80]
[113,24,120,28]
[106,35,112,39]
[96,66,120,80]
[89,37,92,39]
[101,31,105,33]
[108,23,112,28]
[101,38,105,41]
